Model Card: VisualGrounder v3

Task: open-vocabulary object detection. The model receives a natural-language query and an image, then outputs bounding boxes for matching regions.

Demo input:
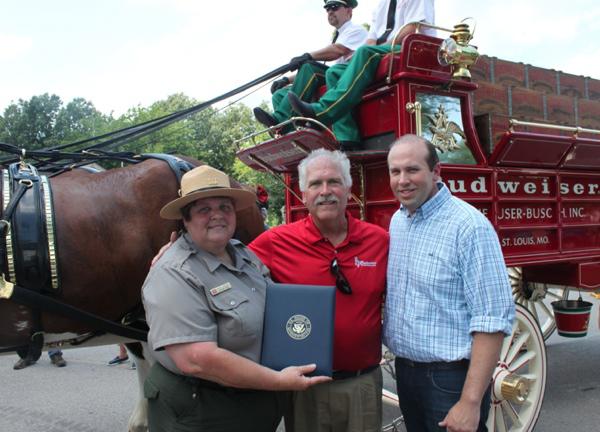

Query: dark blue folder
[260,282,336,376]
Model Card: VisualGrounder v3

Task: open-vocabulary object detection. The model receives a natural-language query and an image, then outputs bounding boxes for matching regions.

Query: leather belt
[395,357,469,370]
[332,364,379,380]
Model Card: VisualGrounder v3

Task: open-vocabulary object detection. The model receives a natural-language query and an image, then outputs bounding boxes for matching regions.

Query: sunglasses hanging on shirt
[330,258,352,295]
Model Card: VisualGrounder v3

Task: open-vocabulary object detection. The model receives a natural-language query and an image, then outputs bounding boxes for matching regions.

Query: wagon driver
[288,0,436,138]
[253,0,368,151]
[142,165,329,432]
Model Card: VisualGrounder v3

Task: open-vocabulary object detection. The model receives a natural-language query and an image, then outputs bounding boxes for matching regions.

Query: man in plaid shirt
[384,134,515,432]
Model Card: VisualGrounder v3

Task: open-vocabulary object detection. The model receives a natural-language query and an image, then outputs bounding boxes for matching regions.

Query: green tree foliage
[0,93,62,148]
[116,94,255,172]
[0,94,111,150]
[198,104,258,172]
[116,93,203,157]
[54,98,111,144]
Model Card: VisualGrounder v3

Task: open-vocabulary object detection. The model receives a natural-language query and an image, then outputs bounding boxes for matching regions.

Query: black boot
[253,107,278,127]
[287,92,316,119]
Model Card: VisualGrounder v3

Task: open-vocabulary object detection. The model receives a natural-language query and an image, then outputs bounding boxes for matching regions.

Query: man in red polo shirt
[249,148,388,432]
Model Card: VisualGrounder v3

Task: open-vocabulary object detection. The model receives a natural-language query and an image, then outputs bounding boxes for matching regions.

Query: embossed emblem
[426,104,466,153]
[286,314,312,340]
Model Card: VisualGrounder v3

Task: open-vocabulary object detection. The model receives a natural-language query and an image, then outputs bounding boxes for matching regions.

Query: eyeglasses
[330,258,352,295]
[325,4,342,12]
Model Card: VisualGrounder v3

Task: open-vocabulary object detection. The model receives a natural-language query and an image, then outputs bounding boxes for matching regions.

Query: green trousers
[272,61,362,142]
[310,44,396,133]
[324,63,361,143]
[144,362,289,432]
[272,62,327,124]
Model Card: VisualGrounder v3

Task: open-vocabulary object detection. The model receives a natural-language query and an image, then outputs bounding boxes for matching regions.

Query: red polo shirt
[249,213,388,371]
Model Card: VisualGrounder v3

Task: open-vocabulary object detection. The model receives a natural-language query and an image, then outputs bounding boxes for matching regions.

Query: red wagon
[237,20,600,431]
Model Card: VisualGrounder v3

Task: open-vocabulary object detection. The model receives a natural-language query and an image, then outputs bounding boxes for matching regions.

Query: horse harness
[0,155,194,353]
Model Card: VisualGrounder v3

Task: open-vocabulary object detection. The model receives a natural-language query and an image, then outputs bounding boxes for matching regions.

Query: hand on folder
[279,364,332,390]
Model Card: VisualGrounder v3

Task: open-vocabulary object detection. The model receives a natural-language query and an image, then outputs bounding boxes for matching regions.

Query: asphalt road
[1,297,599,432]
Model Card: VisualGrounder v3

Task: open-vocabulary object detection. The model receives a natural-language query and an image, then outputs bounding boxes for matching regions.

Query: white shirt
[367,0,436,43]
[333,20,368,64]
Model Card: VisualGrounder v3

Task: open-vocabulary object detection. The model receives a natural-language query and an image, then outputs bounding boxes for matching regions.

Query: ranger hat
[324,0,358,9]
[160,165,256,220]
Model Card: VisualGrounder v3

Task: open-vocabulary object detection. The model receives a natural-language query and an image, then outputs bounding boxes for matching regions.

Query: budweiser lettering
[444,175,600,197]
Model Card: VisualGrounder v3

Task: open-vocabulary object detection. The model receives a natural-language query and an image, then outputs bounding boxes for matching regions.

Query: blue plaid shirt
[384,184,514,362]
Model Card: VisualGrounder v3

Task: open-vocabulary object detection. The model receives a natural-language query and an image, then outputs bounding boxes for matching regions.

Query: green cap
[324,0,358,9]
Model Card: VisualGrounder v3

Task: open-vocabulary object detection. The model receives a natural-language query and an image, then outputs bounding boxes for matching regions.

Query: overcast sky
[1,0,599,116]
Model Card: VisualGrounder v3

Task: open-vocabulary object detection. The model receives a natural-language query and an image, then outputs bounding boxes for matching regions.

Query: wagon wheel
[486,304,547,432]
[509,267,571,340]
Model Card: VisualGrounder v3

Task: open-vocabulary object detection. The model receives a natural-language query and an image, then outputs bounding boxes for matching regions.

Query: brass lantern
[437,22,479,79]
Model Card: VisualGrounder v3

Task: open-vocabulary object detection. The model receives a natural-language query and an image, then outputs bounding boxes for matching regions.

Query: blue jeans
[395,358,490,432]
[48,349,62,358]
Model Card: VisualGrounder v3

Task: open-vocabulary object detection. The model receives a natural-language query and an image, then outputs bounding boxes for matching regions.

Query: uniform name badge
[210,282,232,296]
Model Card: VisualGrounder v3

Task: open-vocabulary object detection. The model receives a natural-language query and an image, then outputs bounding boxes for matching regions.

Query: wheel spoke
[504,331,530,365]
[501,400,521,427]
[508,268,522,279]
[545,290,563,301]
[538,301,554,320]
[495,404,509,432]
[529,301,540,325]
[520,373,538,384]
[491,405,501,431]
[515,397,533,412]
[510,350,536,372]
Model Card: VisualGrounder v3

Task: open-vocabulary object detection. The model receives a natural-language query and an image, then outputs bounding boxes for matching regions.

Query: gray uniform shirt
[142,233,270,375]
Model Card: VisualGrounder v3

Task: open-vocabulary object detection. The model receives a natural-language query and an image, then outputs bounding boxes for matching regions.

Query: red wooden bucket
[551,299,593,338]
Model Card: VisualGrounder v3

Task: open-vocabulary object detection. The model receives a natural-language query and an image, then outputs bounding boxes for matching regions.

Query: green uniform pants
[325,63,361,143]
[272,61,361,142]
[144,362,289,432]
[310,44,397,131]
[272,62,327,124]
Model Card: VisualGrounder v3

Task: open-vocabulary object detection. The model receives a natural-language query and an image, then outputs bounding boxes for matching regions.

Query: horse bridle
[0,154,195,353]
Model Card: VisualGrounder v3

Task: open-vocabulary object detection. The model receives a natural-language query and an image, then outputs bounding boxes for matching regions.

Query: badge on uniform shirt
[210,282,232,296]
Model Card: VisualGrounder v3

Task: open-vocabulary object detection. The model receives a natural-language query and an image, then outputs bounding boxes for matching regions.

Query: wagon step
[237,128,339,173]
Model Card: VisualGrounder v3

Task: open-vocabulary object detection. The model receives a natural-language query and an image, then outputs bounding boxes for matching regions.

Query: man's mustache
[314,195,339,205]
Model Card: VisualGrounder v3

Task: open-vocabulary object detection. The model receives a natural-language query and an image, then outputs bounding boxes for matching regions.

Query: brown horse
[0,157,264,431]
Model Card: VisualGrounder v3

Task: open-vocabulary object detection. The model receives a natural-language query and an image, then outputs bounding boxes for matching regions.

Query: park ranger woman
[142,165,329,432]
